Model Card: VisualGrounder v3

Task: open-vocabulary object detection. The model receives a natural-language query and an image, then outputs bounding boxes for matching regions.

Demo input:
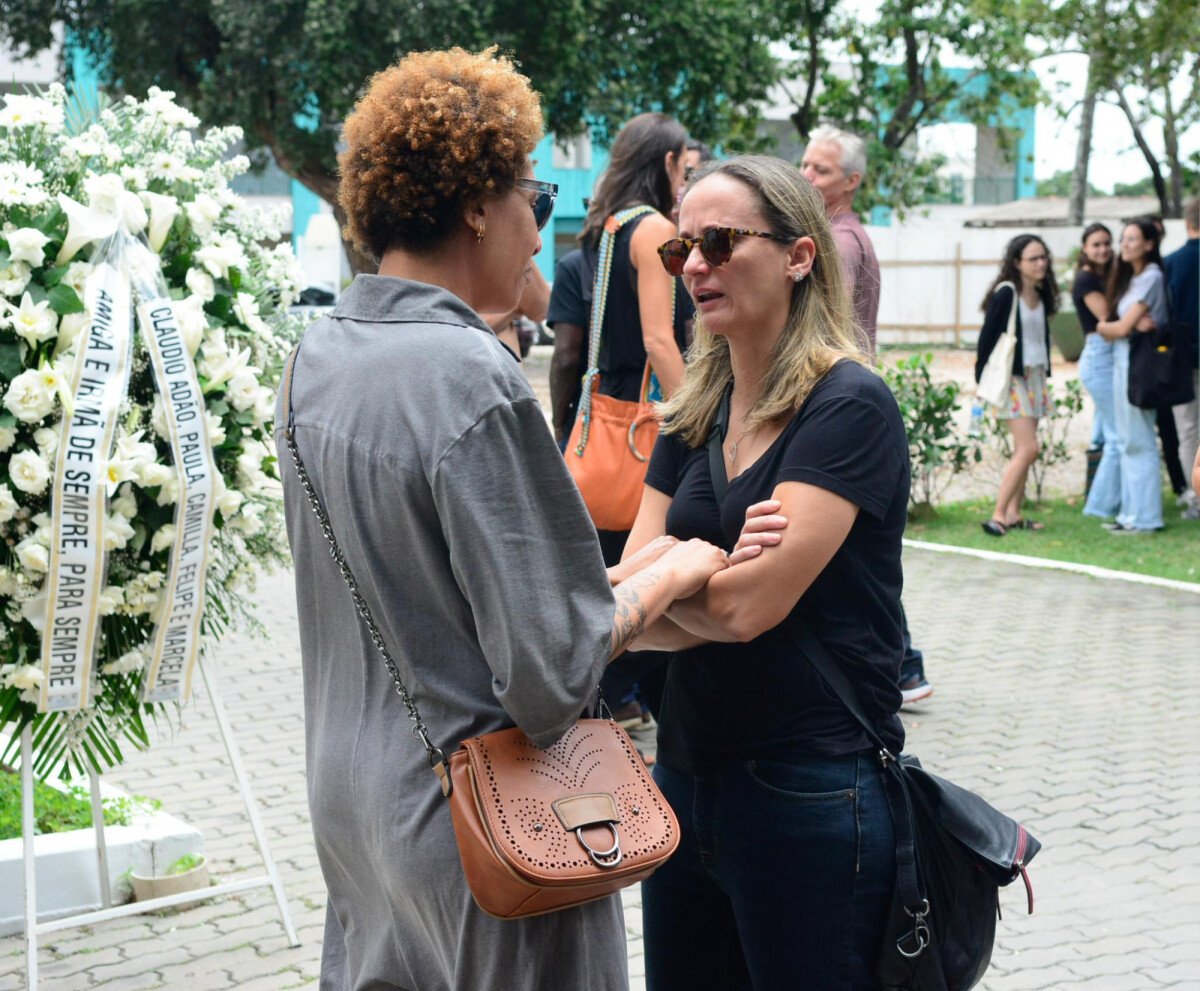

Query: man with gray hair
[801,124,880,353]
[802,126,932,704]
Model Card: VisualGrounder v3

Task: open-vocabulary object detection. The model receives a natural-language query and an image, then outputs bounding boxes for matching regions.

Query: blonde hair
[659,156,866,448]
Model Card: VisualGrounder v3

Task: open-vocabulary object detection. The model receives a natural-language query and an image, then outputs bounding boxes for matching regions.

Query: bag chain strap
[282,347,448,776]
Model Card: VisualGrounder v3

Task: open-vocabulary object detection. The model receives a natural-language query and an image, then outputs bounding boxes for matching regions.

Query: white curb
[903,537,1200,596]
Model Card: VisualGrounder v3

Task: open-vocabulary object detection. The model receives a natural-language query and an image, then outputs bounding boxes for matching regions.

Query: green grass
[0,767,155,841]
[906,491,1200,585]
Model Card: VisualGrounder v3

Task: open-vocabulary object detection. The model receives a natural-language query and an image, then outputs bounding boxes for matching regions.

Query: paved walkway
[3,545,1198,989]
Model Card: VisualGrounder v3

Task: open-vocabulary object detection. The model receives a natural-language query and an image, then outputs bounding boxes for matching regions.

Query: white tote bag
[976,281,1019,408]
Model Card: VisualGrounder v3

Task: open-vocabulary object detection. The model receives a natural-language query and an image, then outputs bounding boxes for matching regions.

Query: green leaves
[0,343,23,380]
[47,283,85,315]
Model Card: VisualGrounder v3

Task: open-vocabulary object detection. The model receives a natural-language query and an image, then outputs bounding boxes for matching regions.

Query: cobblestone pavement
[4,545,1198,990]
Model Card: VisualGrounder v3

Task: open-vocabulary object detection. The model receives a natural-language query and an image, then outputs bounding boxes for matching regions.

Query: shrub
[882,353,981,519]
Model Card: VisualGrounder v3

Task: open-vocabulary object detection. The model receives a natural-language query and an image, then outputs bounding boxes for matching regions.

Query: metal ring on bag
[627,420,650,462]
[575,824,623,868]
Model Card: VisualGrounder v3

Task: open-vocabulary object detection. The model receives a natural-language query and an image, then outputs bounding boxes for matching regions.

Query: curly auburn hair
[337,47,544,259]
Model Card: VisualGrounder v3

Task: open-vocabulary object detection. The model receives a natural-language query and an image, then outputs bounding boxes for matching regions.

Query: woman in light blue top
[1096,218,1169,533]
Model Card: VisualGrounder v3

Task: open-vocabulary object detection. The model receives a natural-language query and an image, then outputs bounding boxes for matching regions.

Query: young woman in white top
[1096,218,1170,533]
[973,234,1059,535]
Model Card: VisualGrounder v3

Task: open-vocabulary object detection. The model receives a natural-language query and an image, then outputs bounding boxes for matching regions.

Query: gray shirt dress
[275,276,627,991]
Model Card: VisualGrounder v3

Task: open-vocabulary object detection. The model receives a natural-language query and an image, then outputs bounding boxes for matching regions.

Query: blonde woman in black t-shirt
[623,156,909,990]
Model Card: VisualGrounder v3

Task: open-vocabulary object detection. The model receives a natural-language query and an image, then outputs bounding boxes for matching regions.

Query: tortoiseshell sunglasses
[657,227,794,276]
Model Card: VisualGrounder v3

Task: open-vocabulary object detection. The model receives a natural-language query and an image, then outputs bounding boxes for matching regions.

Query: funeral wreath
[0,85,304,777]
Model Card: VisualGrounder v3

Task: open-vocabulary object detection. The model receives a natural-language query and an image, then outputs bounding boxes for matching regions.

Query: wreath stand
[18,657,300,989]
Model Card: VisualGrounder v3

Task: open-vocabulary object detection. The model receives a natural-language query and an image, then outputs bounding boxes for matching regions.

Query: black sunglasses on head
[514,178,558,231]
[657,227,794,277]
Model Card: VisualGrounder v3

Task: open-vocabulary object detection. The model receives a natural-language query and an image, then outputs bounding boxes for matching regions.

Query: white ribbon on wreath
[38,195,218,712]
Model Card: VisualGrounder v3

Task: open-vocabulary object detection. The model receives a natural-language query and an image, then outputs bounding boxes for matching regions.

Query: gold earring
[476,225,485,244]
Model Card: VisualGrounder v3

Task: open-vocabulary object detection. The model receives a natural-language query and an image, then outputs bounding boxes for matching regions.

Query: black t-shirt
[548,220,694,403]
[644,360,908,772]
[546,248,591,330]
[1072,269,1106,335]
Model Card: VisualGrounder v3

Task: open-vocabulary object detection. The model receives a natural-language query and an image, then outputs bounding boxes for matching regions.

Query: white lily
[56,193,119,265]
[5,291,58,347]
[141,191,180,252]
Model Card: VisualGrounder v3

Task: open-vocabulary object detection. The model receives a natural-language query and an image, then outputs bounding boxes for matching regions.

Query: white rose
[15,537,49,573]
[227,367,261,412]
[150,524,176,555]
[4,369,55,423]
[185,267,216,302]
[103,513,135,551]
[155,474,180,506]
[8,449,51,494]
[150,396,170,440]
[138,461,175,488]
[233,292,267,334]
[32,426,58,458]
[236,450,265,491]
[110,484,137,518]
[175,295,208,355]
[231,501,264,536]
[97,585,125,616]
[0,425,16,452]
[205,411,226,446]
[251,387,275,425]
[5,227,51,267]
[0,260,32,297]
[113,431,157,472]
[2,663,45,692]
[194,235,247,280]
[63,262,91,297]
[216,486,243,517]
[6,291,59,347]
[0,483,17,524]
[102,648,147,676]
[185,194,222,237]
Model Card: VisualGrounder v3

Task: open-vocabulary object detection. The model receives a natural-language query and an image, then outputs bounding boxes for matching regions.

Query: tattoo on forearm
[610,573,657,655]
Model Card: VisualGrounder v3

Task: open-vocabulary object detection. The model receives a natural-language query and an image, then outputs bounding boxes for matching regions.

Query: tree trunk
[1068,60,1097,226]
[1114,88,1170,218]
[290,170,378,277]
[1162,87,1183,218]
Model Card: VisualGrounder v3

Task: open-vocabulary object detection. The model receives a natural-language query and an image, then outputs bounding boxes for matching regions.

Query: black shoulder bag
[706,392,1040,991]
[1128,283,1197,410]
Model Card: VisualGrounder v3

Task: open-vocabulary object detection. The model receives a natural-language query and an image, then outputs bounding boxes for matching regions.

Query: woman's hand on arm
[607,534,677,586]
[609,539,728,659]
[728,499,788,565]
[630,215,685,396]
[1098,301,1148,340]
[667,481,857,643]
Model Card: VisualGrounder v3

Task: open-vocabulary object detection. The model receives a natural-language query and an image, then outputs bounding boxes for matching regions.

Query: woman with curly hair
[277,48,727,991]
[974,234,1060,535]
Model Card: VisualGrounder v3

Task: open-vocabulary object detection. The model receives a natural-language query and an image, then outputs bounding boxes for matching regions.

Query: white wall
[870,216,1190,346]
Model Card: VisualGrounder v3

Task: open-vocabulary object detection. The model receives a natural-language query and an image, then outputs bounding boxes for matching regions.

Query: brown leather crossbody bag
[281,341,680,919]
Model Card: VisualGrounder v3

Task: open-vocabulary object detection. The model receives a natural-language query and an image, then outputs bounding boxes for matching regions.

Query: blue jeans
[1112,339,1164,529]
[1079,334,1121,518]
[643,753,895,990]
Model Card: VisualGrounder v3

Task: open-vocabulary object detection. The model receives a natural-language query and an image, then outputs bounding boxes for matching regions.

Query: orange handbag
[565,206,672,531]
[564,363,659,531]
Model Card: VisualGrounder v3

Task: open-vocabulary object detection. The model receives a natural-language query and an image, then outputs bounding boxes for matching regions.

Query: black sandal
[1010,518,1045,531]
[981,519,1008,537]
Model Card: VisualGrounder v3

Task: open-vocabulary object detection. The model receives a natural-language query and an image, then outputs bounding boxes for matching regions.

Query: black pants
[1157,406,1187,495]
